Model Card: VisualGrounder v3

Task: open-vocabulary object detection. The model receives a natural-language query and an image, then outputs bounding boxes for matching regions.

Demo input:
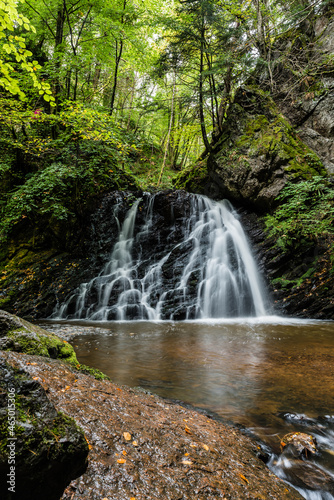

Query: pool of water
[40,317,334,499]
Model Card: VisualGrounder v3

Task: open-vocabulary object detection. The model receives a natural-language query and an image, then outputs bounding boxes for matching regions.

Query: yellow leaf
[132,441,139,447]
[117,459,126,464]
[123,432,132,441]
[239,473,249,484]
[202,444,209,451]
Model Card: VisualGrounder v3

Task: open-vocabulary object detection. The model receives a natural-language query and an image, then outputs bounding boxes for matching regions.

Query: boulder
[0,358,88,500]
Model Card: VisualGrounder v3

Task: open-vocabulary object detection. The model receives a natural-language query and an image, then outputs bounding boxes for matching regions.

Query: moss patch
[173,160,209,193]
[0,310,109,380]
[225,86,327,181]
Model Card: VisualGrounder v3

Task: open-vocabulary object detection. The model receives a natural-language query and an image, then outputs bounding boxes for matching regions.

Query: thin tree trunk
[110,40,123,116]
[157,72,176,187]
[199,28,210,152]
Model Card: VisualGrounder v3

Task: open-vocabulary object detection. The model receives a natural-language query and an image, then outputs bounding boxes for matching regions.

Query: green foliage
[0,0,54,102]
[265,176,334,250]
[0,101,140,243]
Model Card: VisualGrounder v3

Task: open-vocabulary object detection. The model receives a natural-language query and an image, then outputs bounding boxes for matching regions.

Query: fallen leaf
[184,453,189,457]
[132,441,139,447]
[123,432,132,441]
[239,473,248,484]
[117,459,126,464]
[185,427,192,435]
[84,436,93,450]
[202,444,209,451]
[32,377,39,381]
[122,450,127,456]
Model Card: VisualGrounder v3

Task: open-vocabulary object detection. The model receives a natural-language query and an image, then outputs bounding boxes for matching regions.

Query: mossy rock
[204,86,326,212]
[0,310,78,364]
[173,160,210,194]
[0,310,109,380]
[0,359,88,500]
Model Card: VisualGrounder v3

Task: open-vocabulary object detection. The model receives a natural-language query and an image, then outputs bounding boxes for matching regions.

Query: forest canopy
[1,0,333,243]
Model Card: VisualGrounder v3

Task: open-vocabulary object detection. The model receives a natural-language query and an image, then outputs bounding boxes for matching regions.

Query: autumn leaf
[117,458,126,464]
[239,473,249,484]
[202,444,209,451]
[84,436,93,450]
[123,432,132,441]
[132,441,139,447]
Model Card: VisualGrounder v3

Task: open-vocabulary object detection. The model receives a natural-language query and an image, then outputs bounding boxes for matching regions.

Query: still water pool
[41,317,334,499]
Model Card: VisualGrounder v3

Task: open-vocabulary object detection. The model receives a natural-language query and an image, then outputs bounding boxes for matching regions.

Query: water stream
[41,318,334,500]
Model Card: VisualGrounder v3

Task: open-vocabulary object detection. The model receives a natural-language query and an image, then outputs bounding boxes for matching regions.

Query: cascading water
[52,194,267,321]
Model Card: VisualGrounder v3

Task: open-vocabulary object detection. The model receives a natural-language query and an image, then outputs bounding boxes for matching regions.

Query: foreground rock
[1,350,302,500]
[0,359,88,500]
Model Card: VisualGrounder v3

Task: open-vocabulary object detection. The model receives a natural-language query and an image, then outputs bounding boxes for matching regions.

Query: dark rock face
[239,210,334,319]
[279,17,334,175]
[0,358,88,500]
[56,190,203,321]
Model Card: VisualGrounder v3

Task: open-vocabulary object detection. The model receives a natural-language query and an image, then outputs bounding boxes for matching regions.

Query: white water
[52,194,267,321]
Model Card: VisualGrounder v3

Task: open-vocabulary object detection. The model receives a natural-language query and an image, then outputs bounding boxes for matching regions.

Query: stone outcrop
[205,87,326,212]
[0,360,88,500]
[0,309,78,363]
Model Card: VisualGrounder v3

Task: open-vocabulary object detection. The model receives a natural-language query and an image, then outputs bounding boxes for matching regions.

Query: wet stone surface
[1,350,302,500]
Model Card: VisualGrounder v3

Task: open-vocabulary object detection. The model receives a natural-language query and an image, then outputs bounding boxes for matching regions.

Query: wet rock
[280,432,317,458]
[272,456,334,495]
[0,358,88,500]
[204,86,326,213]
[0,310,78,364]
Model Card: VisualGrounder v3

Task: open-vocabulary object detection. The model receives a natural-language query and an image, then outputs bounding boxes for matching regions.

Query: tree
[0,0,53,101]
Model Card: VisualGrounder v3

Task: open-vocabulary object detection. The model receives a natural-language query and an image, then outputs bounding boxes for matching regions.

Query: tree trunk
[157,72,176,186]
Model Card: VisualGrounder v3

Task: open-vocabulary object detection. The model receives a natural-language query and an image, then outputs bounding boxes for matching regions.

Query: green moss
[0,409,88,461]
[5,326,79,365]
[235,111,326,179]
[173,160,209,193]
[76,364,110,381]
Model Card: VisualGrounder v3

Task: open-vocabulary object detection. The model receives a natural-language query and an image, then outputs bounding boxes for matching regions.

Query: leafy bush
[265,176,334,250]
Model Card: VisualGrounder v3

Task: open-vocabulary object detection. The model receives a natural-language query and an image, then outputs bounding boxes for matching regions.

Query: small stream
[41,317,334,499]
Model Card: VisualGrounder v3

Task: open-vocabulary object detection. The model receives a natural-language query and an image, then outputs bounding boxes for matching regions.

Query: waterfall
[52,194,267,321]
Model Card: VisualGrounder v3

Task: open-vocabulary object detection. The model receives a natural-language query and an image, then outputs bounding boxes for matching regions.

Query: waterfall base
[53,192,267,321]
